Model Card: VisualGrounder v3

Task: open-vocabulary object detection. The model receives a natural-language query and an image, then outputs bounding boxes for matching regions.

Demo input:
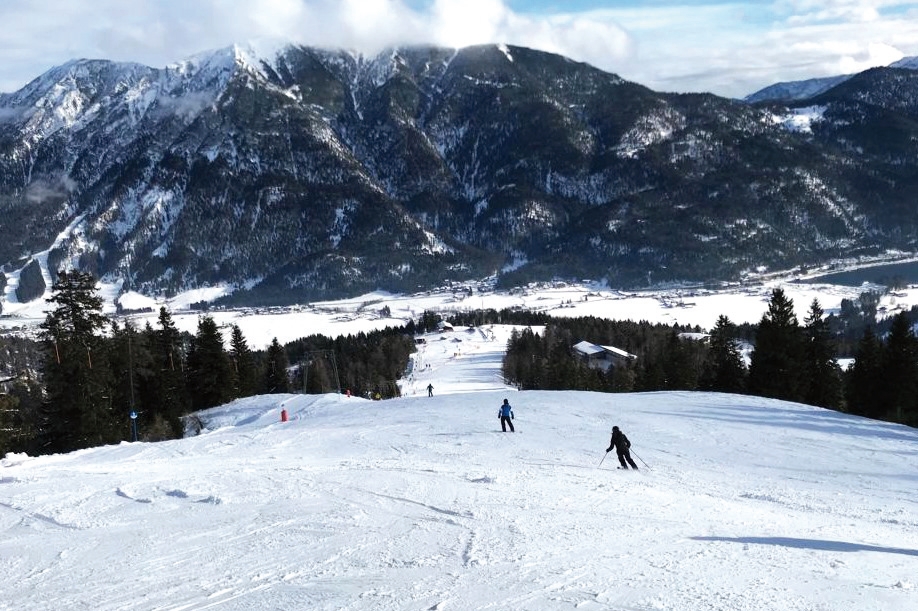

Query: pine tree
[700,315,746,393]
[39,270,117,452]
[636,348,666,390]
[845,326,883,418]
[878,311,918,423]
[229,325,258,398]
[801,299,843,409]
[186,315,233,410]
[748,288,804,402]
[262,338,290,393]
[107,321,154,440]
[661,331,697,390]
[607,361,636,392]
[148,307,190,435]
[0,375,41,456]
[0,391,20,454]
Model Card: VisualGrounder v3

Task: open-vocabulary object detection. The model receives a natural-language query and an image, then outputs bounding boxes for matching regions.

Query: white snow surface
[775,105,827,133]
[2,324,917,611]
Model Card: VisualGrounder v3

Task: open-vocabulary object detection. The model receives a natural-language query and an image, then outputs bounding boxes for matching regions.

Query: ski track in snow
[1,326,917,610]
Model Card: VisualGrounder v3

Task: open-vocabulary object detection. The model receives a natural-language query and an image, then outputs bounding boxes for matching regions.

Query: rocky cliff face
[1,43,916,304]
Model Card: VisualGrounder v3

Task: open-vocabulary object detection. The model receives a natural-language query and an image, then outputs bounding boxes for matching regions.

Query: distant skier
[498,398,515,432]
[605,426,637,469]
[427,383,434,397]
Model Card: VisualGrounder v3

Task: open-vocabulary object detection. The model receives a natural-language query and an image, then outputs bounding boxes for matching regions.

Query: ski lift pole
[328,350,341,395]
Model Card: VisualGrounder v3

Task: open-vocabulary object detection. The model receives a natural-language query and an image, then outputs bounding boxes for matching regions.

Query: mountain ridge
[744,55,918,103]
[2,43,918,306]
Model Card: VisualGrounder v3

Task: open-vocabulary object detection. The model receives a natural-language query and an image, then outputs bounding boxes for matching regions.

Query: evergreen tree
[845,326,883,418]
[501,328,524,386]
[262,338,290,393]
[186,315,233,410]
[229,325,258,398]
[858,291,881,321]
[700,315,747,393]
[107,321,154,440]
[148,307,190,436]
[636,349,666,390]
[801,299,843,409]
[419,310,441,334]
[748,288,804,402]
[39,270,117,452]
[661,331,699,390]
[16,259,46,302]
[0,390,20,454]
[0,375,41,454]
[544,326,577,390]
[607,361,636,392]
[878,311,918,423]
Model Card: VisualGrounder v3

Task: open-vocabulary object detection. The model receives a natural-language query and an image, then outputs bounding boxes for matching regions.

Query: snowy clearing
[2,276,910,351]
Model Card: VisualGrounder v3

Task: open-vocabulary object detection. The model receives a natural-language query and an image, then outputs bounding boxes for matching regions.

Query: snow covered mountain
[744,75,850,104]
[892,56,918,70]
[3,43,918,306]
[1,324,916,610]
[745,55,918,103]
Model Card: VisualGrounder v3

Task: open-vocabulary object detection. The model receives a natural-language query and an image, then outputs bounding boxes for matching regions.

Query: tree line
[0,271,415,456]
[500,287,918,427]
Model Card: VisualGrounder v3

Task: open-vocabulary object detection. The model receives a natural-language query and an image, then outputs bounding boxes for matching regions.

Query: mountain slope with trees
[1,45,918,304]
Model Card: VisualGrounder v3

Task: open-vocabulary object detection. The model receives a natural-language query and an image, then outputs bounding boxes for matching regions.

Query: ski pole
[598,451,608,467]
[631,450,650,469]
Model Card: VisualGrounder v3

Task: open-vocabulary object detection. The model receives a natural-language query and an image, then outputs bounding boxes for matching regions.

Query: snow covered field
[2,325,916,611]
[2,273,912,351]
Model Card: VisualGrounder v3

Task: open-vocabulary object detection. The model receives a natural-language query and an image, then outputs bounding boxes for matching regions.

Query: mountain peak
[169,40,294,84]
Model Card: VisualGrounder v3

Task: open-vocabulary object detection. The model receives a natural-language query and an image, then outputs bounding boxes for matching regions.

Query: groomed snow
[2,325,916,610]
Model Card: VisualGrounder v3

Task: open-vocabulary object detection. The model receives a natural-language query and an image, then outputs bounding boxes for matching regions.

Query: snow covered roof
[573,340,636,360]
[572,340,604,356]
[600,344,637,359]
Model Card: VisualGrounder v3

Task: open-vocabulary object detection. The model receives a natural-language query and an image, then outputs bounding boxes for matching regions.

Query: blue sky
[1,1,917,98]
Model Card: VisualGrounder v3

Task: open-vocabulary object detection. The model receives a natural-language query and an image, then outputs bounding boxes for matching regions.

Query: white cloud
[834,41,905,73]
[0,0,917,99]
[593,2,918,96]
[430,0,511,47]
[0,0,632,93]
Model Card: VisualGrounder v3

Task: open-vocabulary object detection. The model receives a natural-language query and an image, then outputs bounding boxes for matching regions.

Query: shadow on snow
[693,536,918,557]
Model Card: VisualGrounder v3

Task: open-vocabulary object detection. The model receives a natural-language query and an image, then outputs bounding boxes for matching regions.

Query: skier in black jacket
[606,426,638,469]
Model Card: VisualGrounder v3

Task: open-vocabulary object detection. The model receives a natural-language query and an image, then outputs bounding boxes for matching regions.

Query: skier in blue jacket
[498,398,515,432]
